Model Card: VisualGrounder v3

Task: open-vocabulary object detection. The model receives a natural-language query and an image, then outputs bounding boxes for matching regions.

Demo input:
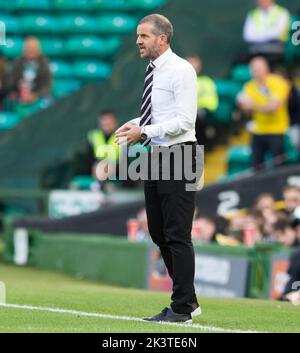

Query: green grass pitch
[0,262,300,333]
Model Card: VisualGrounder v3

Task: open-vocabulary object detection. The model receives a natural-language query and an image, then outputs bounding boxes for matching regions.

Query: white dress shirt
[243,5,290,43]
[131,48,197,146]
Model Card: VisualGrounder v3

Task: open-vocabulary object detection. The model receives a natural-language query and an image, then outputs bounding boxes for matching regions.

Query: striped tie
[139,61,155,146]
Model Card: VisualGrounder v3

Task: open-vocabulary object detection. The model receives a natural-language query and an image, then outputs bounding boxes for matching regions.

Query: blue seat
[95,14,138,34]
[64,35,120,57]
[0,14,22,34]
[13,0,50,11]
[57,15,97,34]
[21,15,57,34]
[53,0,93,11]
[50,60,73,78]
[2,37,23,59]
[0,112,22,131]
[72,60,112,81]
[52,79,82,98]
[91,0,128,11]
[40,37,64,57]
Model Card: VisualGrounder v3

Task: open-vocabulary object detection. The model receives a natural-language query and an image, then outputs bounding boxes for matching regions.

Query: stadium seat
[64,36,121,57]
[12,0,50,11]
[53,0,93,11]
[72,60,112,81]
[91,0,129,11]
[95,14,138,34]
[52,78,82,98]
[50,60,73,78]
[210,100,233,124]
[2,37,23,59]
[20,15,57,34]
[40,37,64,57]
[227,145,251,175]
[0,0,17,12]
[215,80,242,101]
[231,64,252,83]
[57,15,97,34]
[126,0,167,10]
[0,112,22,131]
[69,175,96,190]
[0,14,21,34]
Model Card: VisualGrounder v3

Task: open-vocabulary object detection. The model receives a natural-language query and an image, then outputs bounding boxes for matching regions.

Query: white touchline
[0,303,262,333]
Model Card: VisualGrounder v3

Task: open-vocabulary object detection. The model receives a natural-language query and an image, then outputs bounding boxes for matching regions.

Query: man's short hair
[139,14,173,44]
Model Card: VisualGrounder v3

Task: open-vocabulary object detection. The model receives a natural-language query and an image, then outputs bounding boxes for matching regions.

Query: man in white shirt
[243,0,290,65]
[115,14,202,323]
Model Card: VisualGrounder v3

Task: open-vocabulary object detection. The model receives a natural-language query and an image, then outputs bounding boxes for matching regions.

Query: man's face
[136,22,162,61]
[276,228,296,247]
[257,0,274,10]
[24,39,40,61]
[98,114,117,135]
[250,58,269,81]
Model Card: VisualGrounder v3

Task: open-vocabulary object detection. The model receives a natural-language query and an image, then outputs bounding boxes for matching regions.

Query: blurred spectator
[288,69,300,152]
[272,219,298,247]
[87,111,120,191]
[192,215,217,243]
[10,37,52,105]
[237,57,290,170]
[186,55,219,145]
[281,185,300,217]
[254,192,275,212]
[281,246,300,305]
[243,0,290,67]
[0,51,10,107]
[135,208,150,241]
[126,208,150,241]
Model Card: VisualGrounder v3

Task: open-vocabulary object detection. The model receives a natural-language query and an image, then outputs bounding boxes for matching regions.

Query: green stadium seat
[50,60,73,78]
[231,64,252,83]
[2,37,23,59]
[21,15,57,34]
[91,0,128,11]
[65,36,120,57]
[53,0,93,11]
[72,60,112,81]
[126,0,167,10]
[0,112,22,131]
[52,78,81,98]
[0,0,16,12]
[0,14,21,34]
[227,145,251,175]
[284,134,300,164]
[57,15,97,34]
[13,0,50,11]
[215,80,242,101]
[69,175,96,190]
[40,37,64,57]
[95,14,138,34]
[210,100,233,124]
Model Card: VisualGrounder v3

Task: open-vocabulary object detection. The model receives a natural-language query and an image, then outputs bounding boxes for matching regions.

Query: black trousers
[143,142,199,314]
[252,133,285,170]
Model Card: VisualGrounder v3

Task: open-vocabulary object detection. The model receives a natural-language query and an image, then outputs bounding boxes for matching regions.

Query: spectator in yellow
[186,55,218,144]
[243,0,290,67]
[87,111,120,191]
[238,56,290,170]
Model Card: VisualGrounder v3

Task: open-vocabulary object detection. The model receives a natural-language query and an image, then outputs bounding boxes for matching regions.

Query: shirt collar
[151,47,172,69]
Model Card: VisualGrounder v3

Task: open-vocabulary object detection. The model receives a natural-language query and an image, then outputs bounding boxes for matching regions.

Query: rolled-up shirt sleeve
[144,65,197,139]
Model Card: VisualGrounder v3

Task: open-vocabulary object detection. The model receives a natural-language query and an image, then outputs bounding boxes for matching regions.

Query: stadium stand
[0,0,167,127]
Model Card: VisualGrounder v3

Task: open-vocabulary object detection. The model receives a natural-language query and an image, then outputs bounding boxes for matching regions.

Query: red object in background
[19,81,30,103]
[242,224,255,247]
[127,218,139,241]
[191,221,202,240]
